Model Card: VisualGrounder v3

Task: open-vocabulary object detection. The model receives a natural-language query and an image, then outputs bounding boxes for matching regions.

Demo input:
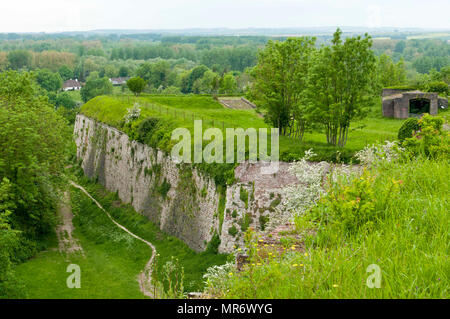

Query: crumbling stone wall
[74,114,301,254]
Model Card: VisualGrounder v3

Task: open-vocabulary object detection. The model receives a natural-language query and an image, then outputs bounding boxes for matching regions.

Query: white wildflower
[355,140,403,166]
[124,102,141,123]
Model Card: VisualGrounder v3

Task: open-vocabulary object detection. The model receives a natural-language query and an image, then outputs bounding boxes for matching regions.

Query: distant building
[382,89,448,119]
[109,77,130,86]
[63,79,82,91]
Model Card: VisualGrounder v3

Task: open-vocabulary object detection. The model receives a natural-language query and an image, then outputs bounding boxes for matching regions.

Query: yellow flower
[300,264,304,267]
[332,284,339,288]
[257,263,262,266]
[304,253,308,257]
[229,273,233,276]
[293,264,298,267]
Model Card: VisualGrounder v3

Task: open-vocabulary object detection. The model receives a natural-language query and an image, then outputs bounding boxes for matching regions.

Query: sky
[0,0,449,33]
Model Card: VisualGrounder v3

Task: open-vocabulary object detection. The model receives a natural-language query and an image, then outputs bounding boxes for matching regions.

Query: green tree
[181,65,209,93]
[119,66,130,77]
[36,68,63,92]
[0,70,69,238]
[377,54,407,89]
[426,81,449,96]
[219,73,237,94]
[80,76,113,102]
[193,70,218,94]
[104,65,118,78]
[305,29,376,147]
[58,65,74,81]
[55,92,77,109]
[251,37,316,137]
[7,50,32,70]
[127,76,147,96]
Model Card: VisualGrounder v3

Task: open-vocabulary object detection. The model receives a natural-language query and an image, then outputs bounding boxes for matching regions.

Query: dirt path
[56,191,84,256]
[69,181,158,299]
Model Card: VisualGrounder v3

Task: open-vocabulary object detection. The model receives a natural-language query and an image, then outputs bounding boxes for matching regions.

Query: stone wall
[74,114,299,254]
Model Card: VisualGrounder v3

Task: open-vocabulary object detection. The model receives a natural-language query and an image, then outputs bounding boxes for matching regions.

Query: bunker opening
[409,98,430,115]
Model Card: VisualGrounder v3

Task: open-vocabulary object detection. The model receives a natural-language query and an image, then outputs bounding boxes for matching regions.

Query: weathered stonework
[74,114,299,253]
[382,89,446,119]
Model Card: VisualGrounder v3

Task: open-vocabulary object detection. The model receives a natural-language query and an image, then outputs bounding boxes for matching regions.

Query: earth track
[69,181,158,298]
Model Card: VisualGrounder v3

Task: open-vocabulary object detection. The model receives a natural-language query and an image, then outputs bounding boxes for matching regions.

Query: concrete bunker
[382,89,447,119]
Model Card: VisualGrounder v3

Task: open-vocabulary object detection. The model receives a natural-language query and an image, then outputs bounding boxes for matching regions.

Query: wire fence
[117,94,256,131]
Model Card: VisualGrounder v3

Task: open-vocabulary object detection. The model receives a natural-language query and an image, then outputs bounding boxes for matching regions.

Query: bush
[228,225,238,237]
[157,179,171,199]
[205,233,221,254]
[402,114,449,159]
[398,118,420,141]
[309,169,401,236]
[426,81,449,96]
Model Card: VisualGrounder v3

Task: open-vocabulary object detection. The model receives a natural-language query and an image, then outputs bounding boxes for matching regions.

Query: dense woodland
[0,31,448,130]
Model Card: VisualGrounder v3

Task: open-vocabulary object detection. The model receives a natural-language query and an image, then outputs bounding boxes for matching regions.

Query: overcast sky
[0,0,449,33]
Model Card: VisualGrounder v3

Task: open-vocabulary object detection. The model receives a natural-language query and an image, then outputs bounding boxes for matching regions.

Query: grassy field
[13,174,228,298]
[81,94,404,163]
[70,175,229,292]
[14,186,150,299]
[216,157,449,298]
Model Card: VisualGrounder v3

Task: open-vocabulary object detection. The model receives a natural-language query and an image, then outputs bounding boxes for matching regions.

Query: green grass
[13,174,229,298]
[81,94,403,164]
[14,186,150,299]
[219,158,449,298]
[74,175,228,293]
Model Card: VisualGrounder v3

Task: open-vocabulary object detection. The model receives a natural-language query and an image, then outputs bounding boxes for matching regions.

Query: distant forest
[0,31,448,110]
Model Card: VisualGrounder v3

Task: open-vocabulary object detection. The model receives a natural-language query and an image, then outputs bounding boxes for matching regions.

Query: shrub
[309,169,401,236]
[239,187,249,209]
[124,102,141,124]
[205,233,221,254]
[426,81,449,96]
[402,114,449,159]
[398,118,420,141]
[355,140,403,166]
[136,117,160,145]
[157,179,171,199]
[238,213,253,232]
[228,225,238,237]
[259,215,269,231]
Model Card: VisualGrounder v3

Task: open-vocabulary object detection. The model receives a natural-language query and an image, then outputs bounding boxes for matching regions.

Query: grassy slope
[14,175,228,298]
[14,186,149,299]
[81,94,404,163]
[220,158,449,298]
[76,177,229,292]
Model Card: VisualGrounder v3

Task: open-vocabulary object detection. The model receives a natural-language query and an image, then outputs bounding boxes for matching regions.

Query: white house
[63,79,82,91]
